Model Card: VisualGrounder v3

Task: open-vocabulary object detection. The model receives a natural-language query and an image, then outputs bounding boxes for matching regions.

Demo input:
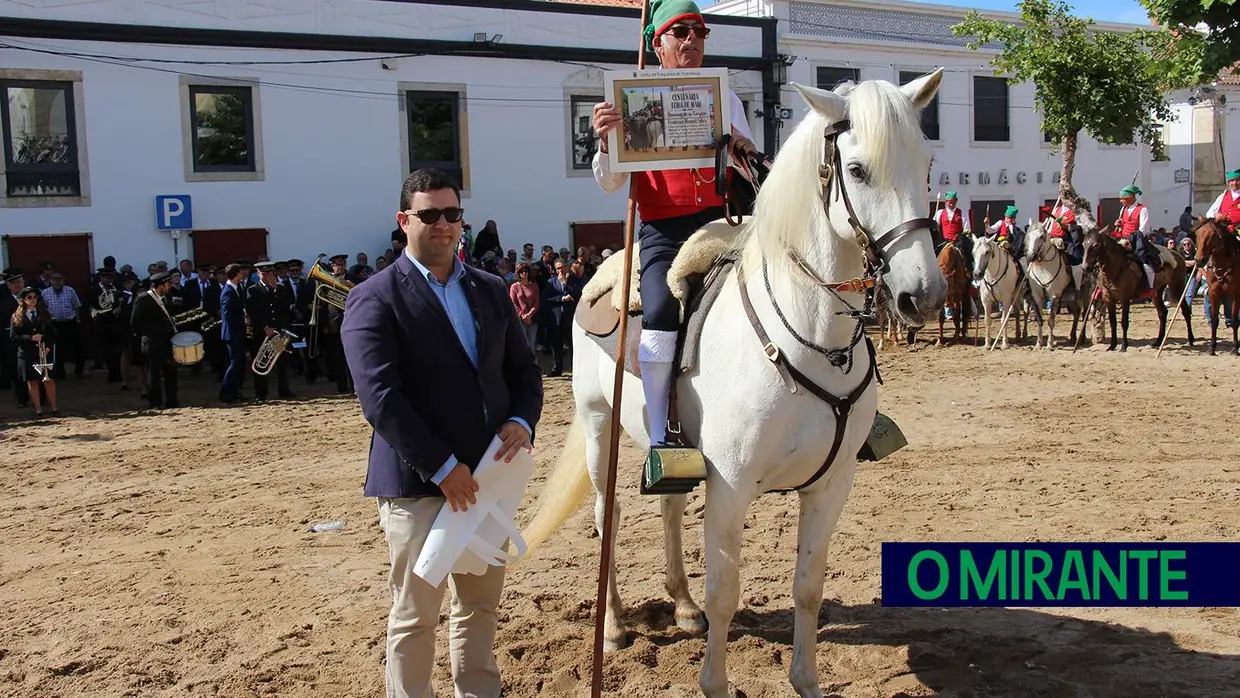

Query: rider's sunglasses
[667,24,710,40]
[405,207,465,225]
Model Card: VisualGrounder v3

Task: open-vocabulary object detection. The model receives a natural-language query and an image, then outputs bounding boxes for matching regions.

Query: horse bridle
[818,119,935,277]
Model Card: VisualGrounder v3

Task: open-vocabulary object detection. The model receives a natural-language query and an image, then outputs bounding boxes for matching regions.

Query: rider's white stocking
[1143,264,1156,288]
[638,329,678,447]
[1071,264,1083,291]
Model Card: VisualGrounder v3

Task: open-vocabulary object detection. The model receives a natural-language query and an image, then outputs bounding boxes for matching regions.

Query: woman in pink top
[508,262,540,350]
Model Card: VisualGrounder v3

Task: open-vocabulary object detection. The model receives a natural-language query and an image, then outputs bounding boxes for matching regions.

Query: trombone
[306,255,353,358]
[251,328,299,376]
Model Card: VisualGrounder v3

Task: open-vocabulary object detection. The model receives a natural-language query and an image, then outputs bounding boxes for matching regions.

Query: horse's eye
[847,163,868,182]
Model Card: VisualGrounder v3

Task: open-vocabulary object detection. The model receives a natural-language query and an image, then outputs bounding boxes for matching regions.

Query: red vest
[1048,205,1075,238]
[937,207,964,241]
[996,220,1011,240]
[1220,191,1240,228]
[1118,204,1145,238]
[634,168,728,223]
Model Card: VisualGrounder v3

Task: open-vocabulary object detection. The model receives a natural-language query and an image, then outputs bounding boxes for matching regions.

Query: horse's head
[973,234,996,281]
[1023,217,1048,263]
[1193,218,1227,267]
[1081,228,1107,269]
[759,69,945,327]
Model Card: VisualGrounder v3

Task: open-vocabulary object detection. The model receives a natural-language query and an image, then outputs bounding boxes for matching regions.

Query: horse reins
[1028,233,1066,291]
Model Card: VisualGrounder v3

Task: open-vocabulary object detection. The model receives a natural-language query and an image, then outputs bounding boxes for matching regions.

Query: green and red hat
[645,0,706,52]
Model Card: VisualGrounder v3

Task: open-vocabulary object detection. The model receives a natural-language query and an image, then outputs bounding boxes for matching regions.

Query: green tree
[1141,0,1239,81]
[953,0,1194,226]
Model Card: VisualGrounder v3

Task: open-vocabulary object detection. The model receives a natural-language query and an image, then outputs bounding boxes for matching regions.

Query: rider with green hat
[1206,169,1240,232]
[1115,184,1158,288]
[590,0,757,461]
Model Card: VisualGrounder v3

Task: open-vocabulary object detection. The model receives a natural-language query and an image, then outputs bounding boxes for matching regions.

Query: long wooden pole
[1157,266,1198,358]
[593,3,650,696]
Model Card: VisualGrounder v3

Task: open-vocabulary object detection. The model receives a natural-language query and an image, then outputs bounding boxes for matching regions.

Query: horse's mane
[1197,219,1240,261]
[735,79,930,279]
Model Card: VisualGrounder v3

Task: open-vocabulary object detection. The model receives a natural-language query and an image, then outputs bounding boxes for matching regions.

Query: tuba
[251,329,299,376]
[306,256,354,358]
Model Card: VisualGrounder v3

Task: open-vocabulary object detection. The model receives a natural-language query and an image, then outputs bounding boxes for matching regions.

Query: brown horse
[1194,218,1240,355]
[1081,229,1194,351]
[937,242,971,345]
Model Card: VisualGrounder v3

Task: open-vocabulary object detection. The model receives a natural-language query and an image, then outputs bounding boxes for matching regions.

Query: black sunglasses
[668,24,709,40]
[23,293,37,299]
[407,207,465,225]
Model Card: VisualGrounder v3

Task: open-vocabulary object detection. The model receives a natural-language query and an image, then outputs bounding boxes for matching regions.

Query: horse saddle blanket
[574,218,744,378]
[413,435,534,588]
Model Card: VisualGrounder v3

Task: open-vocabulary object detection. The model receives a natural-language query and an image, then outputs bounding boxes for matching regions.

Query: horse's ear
[899,67,944,110]
[791,82,847,122]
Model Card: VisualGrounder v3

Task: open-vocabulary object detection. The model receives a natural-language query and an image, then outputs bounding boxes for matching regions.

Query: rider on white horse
[590,0,756,457]
[1047,200,1085,290]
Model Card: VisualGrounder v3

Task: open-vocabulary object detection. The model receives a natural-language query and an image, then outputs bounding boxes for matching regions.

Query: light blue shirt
[404,249,532,485]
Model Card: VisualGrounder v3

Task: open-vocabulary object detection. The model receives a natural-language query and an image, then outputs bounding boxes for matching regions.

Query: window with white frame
[187,84,257,173]
[1,78,81,198]
[816,66,859,91]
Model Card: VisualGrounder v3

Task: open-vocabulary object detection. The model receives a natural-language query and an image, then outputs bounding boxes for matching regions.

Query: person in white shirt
[1205,168,1240,232]
[1113,185,1158,288]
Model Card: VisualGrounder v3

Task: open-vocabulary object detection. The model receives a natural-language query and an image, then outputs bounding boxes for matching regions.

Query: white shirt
[1121,203,1150,235]
[1206,188,1240,218]
[592,88,754,195]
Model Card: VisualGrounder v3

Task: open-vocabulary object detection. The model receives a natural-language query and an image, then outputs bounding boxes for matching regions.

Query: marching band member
[1,267,28,407]
[1115,185,1158,289]
[10,286,59,417]
[590,0,756,456]
[244,261,295,401]
[219,263,250,404]
[89,266,125,385]
[118,270,140,393]
[321,254,353,394]
[130,271,180,409]
[1206,169,1240,233]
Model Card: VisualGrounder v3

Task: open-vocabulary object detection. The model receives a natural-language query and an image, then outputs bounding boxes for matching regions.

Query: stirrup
[640,421,706,495]
[857,411,908,462]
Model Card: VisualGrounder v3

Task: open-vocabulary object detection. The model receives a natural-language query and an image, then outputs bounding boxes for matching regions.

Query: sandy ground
[2,303,1239,698]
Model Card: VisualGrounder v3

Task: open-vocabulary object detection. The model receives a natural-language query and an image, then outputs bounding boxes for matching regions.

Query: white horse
[1023,218,1080,349]
[521,70,946,698]
[972,233,1020,349]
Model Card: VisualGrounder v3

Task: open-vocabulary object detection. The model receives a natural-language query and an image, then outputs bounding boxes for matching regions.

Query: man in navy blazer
[341,168,542,698]
[218,263,249,403]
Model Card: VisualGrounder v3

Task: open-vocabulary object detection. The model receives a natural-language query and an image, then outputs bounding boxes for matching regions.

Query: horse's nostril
[896,292,918,320]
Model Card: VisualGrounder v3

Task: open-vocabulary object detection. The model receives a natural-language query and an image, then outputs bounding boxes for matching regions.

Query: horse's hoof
[1106,345,1116,352]
[1210,350,1217,357]
[603,633,630,652]
[675,608,708,634]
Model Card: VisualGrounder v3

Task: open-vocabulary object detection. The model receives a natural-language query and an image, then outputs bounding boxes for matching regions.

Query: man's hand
[495,420,532,463]
[264,326,276,337]
[440,463,479,512]
[731,134,757,158]
[592,102,622,140]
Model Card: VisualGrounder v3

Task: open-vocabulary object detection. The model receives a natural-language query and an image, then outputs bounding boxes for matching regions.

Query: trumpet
[251,328,299,376]
[35,340,53,382]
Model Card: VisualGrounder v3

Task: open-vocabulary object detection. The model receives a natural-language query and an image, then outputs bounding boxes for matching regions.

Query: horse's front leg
[1120,301,1131,352]
[1047,297,1059,350]
[699,481,749,698]
[982,298,993,349]
[1208,292,1220,356]
[1230,295,1239,355]
[937,307,945,346]
[662,494,706,633]
[1107,303,1118,351]
[789,463,858,698]
[1152,290,1169,347]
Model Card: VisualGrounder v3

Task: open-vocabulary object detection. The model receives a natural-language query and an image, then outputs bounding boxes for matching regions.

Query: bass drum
[170,331,205,366]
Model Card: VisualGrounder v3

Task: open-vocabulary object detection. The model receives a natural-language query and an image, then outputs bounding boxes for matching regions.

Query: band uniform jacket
[129,291,177,342]
[11,307,56,364]
[244,282,293,334]
[340,254,544,499]
[219,284,247,343]
[89,283,125,324]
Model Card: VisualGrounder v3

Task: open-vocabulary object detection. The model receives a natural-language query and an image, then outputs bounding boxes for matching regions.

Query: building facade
[0,0,774,289]
[1147,82,1240,226]
[709,0,1207,233]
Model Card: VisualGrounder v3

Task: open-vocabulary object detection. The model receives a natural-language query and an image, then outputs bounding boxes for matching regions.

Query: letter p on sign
[155,195,193,231]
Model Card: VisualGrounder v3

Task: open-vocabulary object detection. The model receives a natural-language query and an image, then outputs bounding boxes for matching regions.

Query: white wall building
[709,0,1215,234]
[1146,80,1240,226]
[0,0,774,290]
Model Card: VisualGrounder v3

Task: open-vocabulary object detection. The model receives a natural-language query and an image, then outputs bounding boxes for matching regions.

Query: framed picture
[603,67,731,173]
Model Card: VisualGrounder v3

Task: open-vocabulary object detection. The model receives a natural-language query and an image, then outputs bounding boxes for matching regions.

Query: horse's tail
[521,413,592,558]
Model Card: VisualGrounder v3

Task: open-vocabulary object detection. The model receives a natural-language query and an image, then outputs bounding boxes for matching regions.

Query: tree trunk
[1058,129,1098,229]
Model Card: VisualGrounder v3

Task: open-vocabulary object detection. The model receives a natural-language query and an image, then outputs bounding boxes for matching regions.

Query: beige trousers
[378,497,505,698]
